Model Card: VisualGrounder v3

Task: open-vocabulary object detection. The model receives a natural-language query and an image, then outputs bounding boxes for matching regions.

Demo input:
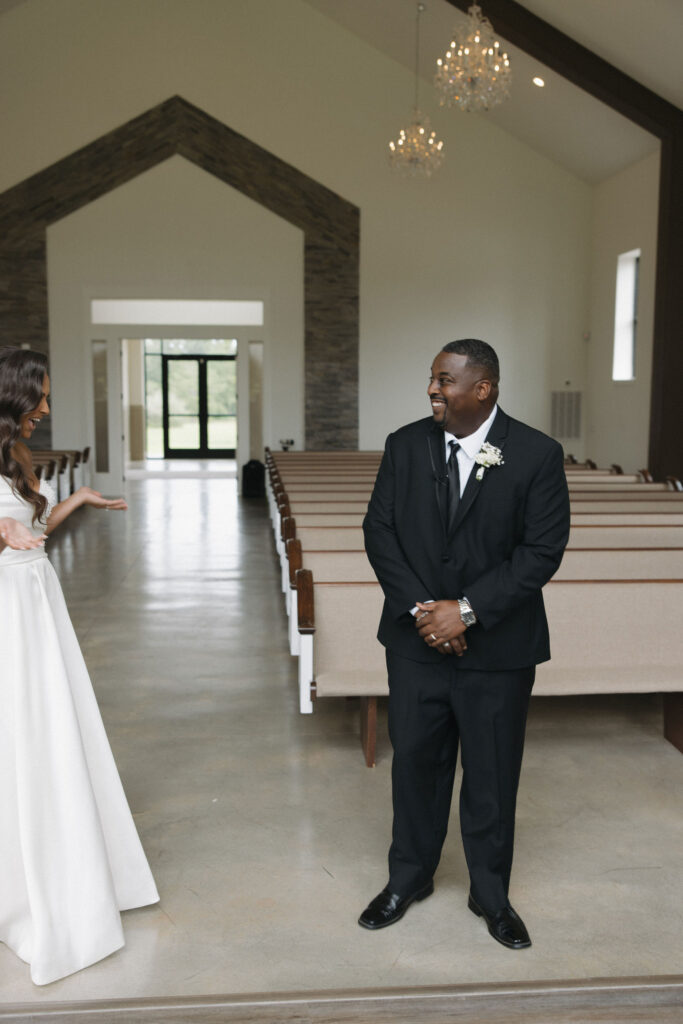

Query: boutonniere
[474,442,504,481]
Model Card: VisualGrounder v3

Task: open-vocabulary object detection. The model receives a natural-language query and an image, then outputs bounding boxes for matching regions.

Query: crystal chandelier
[388,3,444,178]
[434,3,511,113]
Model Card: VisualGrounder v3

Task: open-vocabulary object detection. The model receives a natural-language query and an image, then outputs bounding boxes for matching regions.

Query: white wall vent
[551,391,582,439]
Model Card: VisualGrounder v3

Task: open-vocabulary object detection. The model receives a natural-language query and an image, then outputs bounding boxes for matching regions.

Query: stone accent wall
[0,96,360,449]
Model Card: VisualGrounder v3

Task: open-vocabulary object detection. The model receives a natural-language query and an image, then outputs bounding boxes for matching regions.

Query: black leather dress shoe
[358,881,434,930]
[468,893,532,949]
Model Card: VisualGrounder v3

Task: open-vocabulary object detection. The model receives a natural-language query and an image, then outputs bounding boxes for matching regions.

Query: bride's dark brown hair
[0,347,48,524]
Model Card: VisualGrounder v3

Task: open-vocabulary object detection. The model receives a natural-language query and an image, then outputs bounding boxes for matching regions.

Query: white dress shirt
[444,403,499,497]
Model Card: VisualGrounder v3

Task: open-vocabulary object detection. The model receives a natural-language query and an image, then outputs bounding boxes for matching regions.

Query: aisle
[1,477,682,1006]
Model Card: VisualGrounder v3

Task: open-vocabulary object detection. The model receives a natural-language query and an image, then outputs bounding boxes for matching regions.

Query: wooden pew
[295,570,683,766]
[285,539,374,654]
[571,512,683,525]
[32,456,57,485]
[278,482,675,501]
[32,451,70,499]
[294,525,366,550]
[277,508,683,552]
[569,492,683,504]
[569,481,675,493]
[286,538,683,655]
[291,543,683,584]
[271,484,681,537]
[278,509,683,595]
[272,451,683,763]
[30,447,90,496]
[567,524,683,547]
[280,494,683,515]
[289,522,683,551]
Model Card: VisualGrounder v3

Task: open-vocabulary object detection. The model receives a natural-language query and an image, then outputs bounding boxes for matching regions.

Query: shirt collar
[444,404,499,460]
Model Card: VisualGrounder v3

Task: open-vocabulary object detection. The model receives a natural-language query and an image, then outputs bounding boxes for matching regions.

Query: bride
[0,347,159,986]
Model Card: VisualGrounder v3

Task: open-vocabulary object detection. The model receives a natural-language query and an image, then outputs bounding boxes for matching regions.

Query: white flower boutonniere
[474,442,504,481]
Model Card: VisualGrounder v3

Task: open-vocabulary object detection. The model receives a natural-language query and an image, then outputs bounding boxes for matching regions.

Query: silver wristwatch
[458,597,477,627]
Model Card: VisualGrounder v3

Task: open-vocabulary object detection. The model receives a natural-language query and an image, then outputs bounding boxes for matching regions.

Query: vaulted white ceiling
[303,0,682,181]
[3,0,680,182]
[522,0,683,109]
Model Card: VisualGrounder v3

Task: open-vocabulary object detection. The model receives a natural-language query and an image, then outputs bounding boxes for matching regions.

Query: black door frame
[161,354,236,458]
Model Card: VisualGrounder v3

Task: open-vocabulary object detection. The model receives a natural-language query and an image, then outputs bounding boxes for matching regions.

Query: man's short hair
[442,339,500,384]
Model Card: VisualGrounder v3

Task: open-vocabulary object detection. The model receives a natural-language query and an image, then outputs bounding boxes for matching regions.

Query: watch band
[458,597,477,627]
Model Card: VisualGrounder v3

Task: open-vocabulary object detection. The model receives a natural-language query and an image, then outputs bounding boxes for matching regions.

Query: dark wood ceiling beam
[446,0,683,481]
[444,0,683,137]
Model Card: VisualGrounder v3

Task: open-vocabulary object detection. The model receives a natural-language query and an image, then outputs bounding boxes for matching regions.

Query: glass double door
[162,355,236,457]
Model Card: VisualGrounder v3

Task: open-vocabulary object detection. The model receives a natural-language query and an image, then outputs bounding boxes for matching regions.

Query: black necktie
[447,440,461,530]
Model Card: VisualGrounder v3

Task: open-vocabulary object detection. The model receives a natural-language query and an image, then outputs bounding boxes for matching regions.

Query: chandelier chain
[388,2,445,179]
[413,2,425,112]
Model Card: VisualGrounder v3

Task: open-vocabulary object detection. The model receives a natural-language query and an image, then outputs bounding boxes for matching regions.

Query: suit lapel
[427,426,448,536]
[449,407,510,534]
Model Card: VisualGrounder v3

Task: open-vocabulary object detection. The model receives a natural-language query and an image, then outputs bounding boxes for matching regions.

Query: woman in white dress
[0,347,159,986]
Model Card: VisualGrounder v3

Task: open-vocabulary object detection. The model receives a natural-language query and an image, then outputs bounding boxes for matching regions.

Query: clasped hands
[415,600,468,656]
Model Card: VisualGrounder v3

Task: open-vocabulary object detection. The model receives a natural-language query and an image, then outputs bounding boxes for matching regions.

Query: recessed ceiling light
[533,76,545,87]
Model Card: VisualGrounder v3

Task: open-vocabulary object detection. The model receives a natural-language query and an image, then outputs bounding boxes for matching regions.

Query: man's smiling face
[428,352,492,438]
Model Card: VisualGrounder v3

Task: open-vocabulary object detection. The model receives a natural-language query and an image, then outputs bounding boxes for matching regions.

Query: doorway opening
[143,339,237,458]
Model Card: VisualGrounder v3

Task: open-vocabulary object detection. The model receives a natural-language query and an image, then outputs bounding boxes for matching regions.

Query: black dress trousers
[386,649,535,915]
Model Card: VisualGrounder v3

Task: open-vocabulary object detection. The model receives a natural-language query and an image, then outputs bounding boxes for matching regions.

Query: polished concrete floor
[125,458,237,479]
[1,476,682,1004]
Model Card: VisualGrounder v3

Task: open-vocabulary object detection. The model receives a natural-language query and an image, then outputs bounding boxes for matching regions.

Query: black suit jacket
[363,408,571,670]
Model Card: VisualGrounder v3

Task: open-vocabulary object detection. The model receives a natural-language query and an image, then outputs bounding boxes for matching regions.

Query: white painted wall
[4,0,596,461]
[46,157,304,483]
[585,150,660,472]
[358,119,591,444]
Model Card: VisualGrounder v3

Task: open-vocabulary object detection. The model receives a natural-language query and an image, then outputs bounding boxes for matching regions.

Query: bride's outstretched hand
[0,517,47,550]
[77,487,128,511]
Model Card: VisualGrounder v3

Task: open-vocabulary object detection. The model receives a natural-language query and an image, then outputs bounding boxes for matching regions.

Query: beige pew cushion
[567,526,683,548]
[296,526,365,550]
[539,581,683,694]
[311,580,682,699]
[303,550,375,582]
[554,549,683,579]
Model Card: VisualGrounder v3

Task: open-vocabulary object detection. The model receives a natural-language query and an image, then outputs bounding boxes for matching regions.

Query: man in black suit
[359,338,570,949]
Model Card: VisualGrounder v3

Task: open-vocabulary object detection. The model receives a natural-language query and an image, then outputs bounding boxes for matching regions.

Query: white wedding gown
[0,476,159,986]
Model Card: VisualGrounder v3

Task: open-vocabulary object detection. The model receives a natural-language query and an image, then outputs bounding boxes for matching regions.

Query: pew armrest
[296,568,315,713]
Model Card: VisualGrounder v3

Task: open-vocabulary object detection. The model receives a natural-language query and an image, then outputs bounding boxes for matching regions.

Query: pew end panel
[296,568,315,714]
[286,537,303,655]
[663,693,683,754]
[296,572,388,765]
[311,581,387,767]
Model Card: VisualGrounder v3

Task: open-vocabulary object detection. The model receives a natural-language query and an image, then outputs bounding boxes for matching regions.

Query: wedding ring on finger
[430,633,438,642]
[443,641,451,649]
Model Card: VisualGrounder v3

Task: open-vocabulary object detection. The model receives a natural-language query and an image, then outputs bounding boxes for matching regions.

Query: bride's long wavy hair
[0,347,48,524]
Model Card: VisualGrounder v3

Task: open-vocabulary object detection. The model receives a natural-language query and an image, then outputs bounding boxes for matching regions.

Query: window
[611,249,640,381]
[142,339,238,458]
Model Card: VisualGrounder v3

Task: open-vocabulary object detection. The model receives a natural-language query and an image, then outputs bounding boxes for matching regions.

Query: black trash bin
[242,459,266,497]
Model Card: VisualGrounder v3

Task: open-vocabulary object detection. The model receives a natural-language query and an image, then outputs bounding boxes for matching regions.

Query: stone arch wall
[0,96,360,449]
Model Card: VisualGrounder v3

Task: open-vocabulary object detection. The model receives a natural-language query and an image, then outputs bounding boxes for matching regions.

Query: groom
[359,339,570,948]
